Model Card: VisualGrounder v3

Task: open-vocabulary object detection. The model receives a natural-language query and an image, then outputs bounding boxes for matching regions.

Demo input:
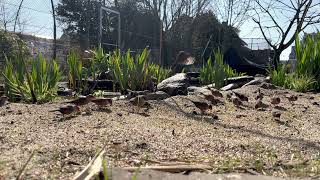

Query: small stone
[312,102,319,106]
[117,113,123,117]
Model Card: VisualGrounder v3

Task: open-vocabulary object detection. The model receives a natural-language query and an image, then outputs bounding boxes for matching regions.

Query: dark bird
[271,96,281,106]
[0,96,9,107]
[254,100,264,109]
[130,96,147,107]
[210,89,223,98]
[92,98,113,108]
[231,96,242,107]
[50,104,80,116]
[226,91,234,100]
[272,110,282,119]
[255,88,264,100]
[66,95,96,106]
[192,101,212,114]
[233,91,249,102]
[286,94,298,104]
[201,93,220,105]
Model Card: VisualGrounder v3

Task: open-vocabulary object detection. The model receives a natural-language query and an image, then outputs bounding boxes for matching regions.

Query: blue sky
[3,0,319,60]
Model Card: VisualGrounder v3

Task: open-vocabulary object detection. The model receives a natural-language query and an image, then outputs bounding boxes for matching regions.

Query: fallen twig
[73,144,107,180]
[16,151,35,180]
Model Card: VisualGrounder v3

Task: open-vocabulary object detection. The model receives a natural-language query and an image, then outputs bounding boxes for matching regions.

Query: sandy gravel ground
[1,85,320,179]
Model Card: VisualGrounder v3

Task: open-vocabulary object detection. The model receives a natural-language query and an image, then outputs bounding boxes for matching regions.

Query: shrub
[2,54,61,103]
[148,63,171,84]
[67,50,83,91]
[286,74,315,93]
[200,49,244,88]
[270,65,287,87]
[109,48,155,92]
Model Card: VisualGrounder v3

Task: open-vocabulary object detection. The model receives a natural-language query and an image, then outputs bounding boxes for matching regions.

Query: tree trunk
[51,0,57,60]
[272,50,281,70]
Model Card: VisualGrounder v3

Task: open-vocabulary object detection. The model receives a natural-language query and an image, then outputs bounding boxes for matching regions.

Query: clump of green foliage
[270,33,320,92]
[2,54,61,103]
[109,48,170,92]
[148,63,171,84]
[200,49,245,88]
[67,50,83,91]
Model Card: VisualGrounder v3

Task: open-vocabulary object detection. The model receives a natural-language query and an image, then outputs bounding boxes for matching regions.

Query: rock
[221,83,239,91]
[243,77,267,87]
[102,92,122,98]
[57,88,74,96]
[157,73,189,96]
[87,80,114,91]
[127,90,150,98]
[260,82,276,89]
[97,71,113,80]
[189,77,200,86]
[57,82,69,89]
[187,72,200,78]
[144,91,170,101]
[187,86,212,95]
[225,76,254,87]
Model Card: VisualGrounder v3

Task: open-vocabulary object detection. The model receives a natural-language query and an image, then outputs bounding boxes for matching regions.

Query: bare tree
[252,0,320,68]
[0,0,15,31]
[213,0,253,29]
[13,0,24,32]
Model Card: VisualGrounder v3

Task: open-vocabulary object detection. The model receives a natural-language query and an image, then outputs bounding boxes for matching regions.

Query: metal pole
[99,7,102,46]
[118,13,121,50]
[50,0,57,59]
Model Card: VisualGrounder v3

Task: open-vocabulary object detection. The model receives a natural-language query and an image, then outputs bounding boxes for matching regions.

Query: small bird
[231,96,242,107]
[66,95,96,106]
[254,99,264,109]
[50,104,80,116]
[130,96,147,107]
[286,94,298,104]
[226,91,234,100]
[210,89,223,98]
[0,96,9,107]
[255,88,264,100]
[201,93,220,105]
[192,101,212,114]
[233,91,249,102]
[91,98,113,108]
[272,110,282,119]
[271,96,281,106]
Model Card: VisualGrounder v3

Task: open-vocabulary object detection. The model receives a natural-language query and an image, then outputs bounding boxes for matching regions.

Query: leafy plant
[270,65,287,87]
[148,63,171,84]
[67,50,83,91]
[90,44,109,74]
[200,49,242,88]
[286,74,316,92]
[2,54,61,103]
[109,48,156,92]
[295,33,320,89]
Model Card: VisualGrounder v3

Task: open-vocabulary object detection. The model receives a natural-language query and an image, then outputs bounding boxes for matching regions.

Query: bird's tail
[49,109,59,112]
